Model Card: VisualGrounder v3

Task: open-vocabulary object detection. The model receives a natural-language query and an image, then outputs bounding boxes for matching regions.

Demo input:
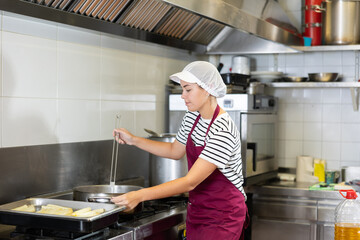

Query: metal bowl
[308,73,339,82]
[282,76,308,82]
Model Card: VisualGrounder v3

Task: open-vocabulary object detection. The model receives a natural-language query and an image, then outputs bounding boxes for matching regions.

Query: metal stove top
[1,192,187,240]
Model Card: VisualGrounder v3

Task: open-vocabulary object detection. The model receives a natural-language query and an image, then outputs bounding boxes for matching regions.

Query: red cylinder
[303,0,323,46]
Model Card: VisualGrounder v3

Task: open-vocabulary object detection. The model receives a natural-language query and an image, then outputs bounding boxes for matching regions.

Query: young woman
[112,61,248,240]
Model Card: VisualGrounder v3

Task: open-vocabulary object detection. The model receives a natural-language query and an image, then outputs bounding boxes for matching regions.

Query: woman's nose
[181,90,185,99]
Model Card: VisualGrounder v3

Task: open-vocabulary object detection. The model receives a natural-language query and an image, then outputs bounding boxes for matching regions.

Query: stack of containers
[231,56,250,75]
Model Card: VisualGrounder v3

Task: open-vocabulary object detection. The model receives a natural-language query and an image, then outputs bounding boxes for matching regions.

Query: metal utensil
[110,114,121,187]
[73,185,144,213]
[144,128,161,137]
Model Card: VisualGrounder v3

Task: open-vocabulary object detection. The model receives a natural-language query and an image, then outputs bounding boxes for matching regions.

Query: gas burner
[113,196,188,227]
[10,227,109,240]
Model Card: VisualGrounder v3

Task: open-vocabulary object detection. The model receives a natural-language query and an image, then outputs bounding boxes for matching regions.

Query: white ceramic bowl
[250,71,283,83]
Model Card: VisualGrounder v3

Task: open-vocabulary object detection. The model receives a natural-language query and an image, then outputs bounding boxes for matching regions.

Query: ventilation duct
[0,0,302,54]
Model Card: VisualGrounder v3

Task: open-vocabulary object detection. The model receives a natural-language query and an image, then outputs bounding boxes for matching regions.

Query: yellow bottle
[314,158,325,182]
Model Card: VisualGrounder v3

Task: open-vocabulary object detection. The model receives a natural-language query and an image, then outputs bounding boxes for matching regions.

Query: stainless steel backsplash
[0,141,149,204]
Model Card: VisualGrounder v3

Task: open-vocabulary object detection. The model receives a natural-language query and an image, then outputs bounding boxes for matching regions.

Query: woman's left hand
[111,191,142,212]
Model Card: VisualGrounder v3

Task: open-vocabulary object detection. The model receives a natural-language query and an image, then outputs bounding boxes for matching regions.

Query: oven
[168,92,278,186]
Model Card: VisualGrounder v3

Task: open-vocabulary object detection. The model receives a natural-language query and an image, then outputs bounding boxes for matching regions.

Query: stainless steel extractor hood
[0,0,302,54]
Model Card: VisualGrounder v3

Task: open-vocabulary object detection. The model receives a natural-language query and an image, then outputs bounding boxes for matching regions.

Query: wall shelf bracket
[350,87,359,111]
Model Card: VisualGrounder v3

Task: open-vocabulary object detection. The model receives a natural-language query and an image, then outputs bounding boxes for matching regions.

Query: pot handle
[311,4,325,13]
[87,196,112,203]
[247,142,257,172]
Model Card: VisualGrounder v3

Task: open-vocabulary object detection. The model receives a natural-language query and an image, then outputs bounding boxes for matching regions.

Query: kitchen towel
[296,155,319,183]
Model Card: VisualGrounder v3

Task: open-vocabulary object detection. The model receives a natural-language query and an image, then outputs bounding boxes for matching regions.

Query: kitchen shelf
[267,81,360,111]
[267,82,360,88]
[292,45,360,52]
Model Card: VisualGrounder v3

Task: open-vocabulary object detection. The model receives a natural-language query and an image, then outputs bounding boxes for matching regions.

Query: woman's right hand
[113,128,136,145]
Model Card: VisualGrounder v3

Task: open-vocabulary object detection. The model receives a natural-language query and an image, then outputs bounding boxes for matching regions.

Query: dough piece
[12,204,36,213]
[37,204,73,216]
[71,207,92,216]
[74,208,105,217]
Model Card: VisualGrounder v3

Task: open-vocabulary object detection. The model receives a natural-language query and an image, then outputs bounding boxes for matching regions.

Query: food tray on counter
[0,198,125,233]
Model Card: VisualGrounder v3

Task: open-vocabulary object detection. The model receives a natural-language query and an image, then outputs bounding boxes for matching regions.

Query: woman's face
[180,80,209,112]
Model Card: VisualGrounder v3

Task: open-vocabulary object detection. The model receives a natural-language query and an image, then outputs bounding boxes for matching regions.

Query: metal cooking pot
[322,0,360,45]
[148,134,188,188]
[73,184,143,213]
[247,82,265,95]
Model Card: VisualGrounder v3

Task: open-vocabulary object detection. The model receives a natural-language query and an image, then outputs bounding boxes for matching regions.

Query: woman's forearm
[132,137,184,160]
[114,128,185,159]
[111,158,217,209]
[139,177,192,201]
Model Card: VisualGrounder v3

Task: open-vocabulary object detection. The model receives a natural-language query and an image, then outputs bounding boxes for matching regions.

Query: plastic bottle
[334,189,360,240]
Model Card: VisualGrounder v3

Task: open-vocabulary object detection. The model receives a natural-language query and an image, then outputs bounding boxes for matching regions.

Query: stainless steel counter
[246,180,344,200]
[245,180,347,240]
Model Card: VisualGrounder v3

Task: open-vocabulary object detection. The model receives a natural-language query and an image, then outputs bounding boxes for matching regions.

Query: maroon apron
[185,105,248,240]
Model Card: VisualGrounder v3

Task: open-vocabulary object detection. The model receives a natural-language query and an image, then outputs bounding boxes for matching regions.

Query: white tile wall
[245,0,360,169]
[0,11,195,147]
[2,32,57,98]
[134,42,166,102]
[58,24,101,47]
[268,59,359,169]
[100,100,136,140]
[3,12,57,40]
[0,11,2,30]
[100,35,137,101]
[2,98,58,146]
[57,99,101,143]
[244,0,360,171]
[57,42,101,100]
[303,103,322,122]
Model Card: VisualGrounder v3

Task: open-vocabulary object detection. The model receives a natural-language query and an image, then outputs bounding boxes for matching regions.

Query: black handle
[217,63,224,72]
[87,196,112,203]
[247,142,257,171]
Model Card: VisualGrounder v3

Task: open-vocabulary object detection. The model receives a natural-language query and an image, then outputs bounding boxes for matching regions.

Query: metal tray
[0,198,125,233]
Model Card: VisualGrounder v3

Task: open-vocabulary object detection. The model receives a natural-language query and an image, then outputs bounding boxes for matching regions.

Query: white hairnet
[169,61,227,98]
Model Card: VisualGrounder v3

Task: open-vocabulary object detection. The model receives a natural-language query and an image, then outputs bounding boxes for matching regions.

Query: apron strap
[205,105,220,137]
[187,105,220,144]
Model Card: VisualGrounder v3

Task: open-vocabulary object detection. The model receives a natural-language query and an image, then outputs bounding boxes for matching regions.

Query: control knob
[268,98,275,107]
